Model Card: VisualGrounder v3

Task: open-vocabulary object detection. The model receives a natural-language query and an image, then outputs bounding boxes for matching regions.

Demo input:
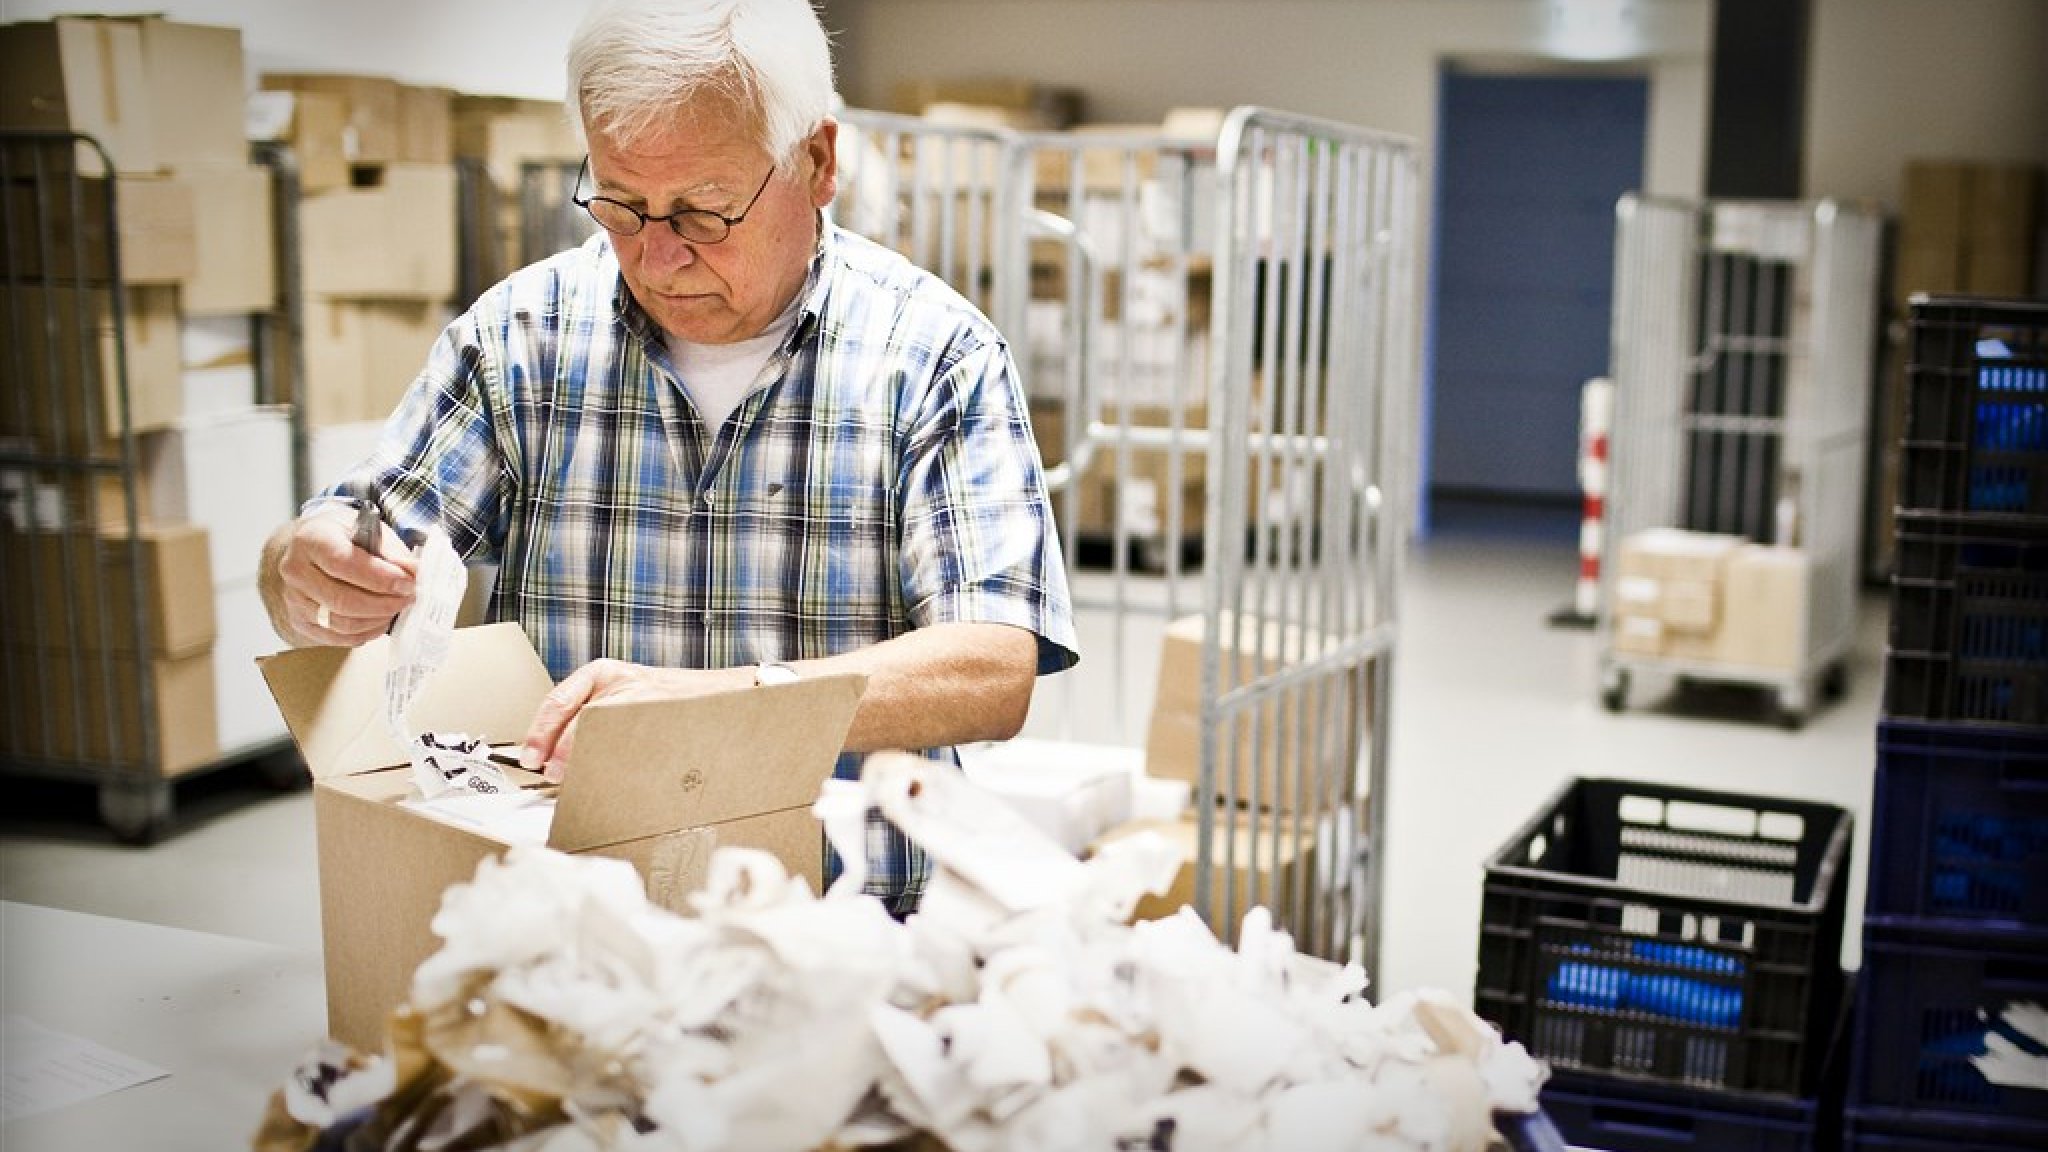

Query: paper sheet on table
[1,1014,169,1122]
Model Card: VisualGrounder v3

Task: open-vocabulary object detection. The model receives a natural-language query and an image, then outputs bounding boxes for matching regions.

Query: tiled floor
[0,514,1888,1146]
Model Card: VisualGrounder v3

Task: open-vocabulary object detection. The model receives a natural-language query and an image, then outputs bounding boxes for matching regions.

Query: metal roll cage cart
[834,106,1418,974]
[0,130,306,842]
[1599,195,1882,726]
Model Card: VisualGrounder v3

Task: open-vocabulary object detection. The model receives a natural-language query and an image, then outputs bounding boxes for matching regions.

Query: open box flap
[257,622,555,781]
[548,672,865,853]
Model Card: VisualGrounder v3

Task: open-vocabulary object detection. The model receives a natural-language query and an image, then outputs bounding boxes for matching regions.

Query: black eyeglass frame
[571,157,776,243]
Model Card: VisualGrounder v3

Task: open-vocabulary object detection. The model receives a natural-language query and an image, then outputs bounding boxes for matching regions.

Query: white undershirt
[664,300,800,435]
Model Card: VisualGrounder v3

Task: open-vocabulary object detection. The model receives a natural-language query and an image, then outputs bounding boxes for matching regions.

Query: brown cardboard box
[0,523,215,656]
[259,623,864,1050]
[1895,241,1965,302]
[0,18,156,174]
[1901,162,1968,246]
[1144,612,1360,813]
[398,85,453,164]
[131,18,246,170]
[174,164,276,314]
[261,73,402,166]
[0,284,183,453]
[1614,528,1741,636]
[451,96,581,191]
[1664,545,1809,672]
[280,91,351,194]
[2,175,197,285]
[891,78,1081,129]
[298,163,458,299]
[299,297,451,426]
[0,645,218,776]
[1963,240,2033,297]
[1096,814,1313,945]
[1967,165,2041,241]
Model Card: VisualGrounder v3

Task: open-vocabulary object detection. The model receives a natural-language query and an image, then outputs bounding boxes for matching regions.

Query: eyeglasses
[572,158,775,243]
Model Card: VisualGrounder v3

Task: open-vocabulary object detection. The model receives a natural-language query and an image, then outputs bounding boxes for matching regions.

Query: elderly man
[258,0,1077,914]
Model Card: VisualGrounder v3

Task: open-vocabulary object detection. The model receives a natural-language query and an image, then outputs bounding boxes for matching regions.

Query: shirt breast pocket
[731,480,898,625]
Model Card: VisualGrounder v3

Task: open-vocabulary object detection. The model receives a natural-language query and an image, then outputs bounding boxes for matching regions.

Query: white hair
[567,0,835,169]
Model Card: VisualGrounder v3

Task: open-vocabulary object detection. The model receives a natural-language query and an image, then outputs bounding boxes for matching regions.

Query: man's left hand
[518,659,753,780]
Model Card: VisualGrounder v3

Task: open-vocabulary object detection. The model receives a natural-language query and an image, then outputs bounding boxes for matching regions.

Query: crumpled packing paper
[256,751,1543,1152]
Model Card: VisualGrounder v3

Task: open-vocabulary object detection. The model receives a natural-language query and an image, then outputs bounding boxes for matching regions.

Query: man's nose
[637,224,699,272]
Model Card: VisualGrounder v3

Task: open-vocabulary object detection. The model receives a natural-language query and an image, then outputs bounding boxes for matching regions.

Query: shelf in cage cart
[1885,512,2048,729]
[1474,778,1851,1099]
[1898,295,2048,523]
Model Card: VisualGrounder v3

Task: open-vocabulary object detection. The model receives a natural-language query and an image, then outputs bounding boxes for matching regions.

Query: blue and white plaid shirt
[322,223,1079,914]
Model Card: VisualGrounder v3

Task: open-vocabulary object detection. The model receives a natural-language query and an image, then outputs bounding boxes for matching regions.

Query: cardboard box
[451,95,581,191]
[298,163,458,299]
[1895,240,1965,303]
[132,18,246,170]
[1963,240,2033,297]
[3,175,198,285]
[0,18,156,174]
[1967,165,2041,241]
[0,644,218,776]
[261,73,402,166]
[174,164,275,314]
[1095,814,1313,946]
[299,297,450,426]
[1664,545,1810,672]
[140,406,294,585]
[891,77,1081,129]
[309,419,388,489]
[263,89,350,194]
[0,523,215,656]
[258,623,864,1049]
[0,284,183,453]
[212,575,287,753]
[397,85,453,164]
[1901,162,1968,246]
[1614,528,1741,636]
[1144,612,1360,813]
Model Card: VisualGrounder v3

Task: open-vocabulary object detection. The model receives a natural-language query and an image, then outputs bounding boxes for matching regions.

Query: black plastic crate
[1885,513,2048,728]
[1898,296,2048,521]
[1845,1108,2048,1152]
[1868,720,2048,932]
[1475,778,1851,1097]
[1540,1067,1824,1152]
[1851,919,2048,1127]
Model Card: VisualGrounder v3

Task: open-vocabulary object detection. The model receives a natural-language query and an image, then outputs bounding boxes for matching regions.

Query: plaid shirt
[322,223,1079,914]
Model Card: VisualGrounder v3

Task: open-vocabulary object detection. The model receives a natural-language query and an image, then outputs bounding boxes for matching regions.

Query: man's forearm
[798,621,1038,753]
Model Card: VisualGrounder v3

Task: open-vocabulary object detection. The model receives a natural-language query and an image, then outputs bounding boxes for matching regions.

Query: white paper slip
[1,1015,170,1122]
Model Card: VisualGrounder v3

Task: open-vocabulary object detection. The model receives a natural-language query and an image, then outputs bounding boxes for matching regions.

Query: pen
[351,497,381,555]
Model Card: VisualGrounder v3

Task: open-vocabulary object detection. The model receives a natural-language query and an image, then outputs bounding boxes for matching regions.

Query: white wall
[826,0,1714,202]
[1806,0,2048,207]
[3,0,580,100]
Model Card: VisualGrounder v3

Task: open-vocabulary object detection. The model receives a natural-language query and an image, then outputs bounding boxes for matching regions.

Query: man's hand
[519,659,753,781]
[268,506,419,646]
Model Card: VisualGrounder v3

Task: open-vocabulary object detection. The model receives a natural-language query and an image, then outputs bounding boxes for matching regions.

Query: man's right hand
[265,506,419,647]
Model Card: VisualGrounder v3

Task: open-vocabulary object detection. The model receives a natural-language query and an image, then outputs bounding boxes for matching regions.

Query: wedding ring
[315,602,332,630]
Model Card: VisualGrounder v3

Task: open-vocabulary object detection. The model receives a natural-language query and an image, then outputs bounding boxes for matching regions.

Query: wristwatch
[754,662,799,687]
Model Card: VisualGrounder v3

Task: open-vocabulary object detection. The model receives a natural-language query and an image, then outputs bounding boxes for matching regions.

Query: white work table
[1,900,325,1150]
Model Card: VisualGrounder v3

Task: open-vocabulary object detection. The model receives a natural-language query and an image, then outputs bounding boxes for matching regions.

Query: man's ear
[806,119,839,207]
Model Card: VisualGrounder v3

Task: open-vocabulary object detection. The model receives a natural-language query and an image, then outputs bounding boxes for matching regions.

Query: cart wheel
[1776,684,1809,731]
[1600,667,1629,713]
[98,780,172,845]
[1821,662,1848,701]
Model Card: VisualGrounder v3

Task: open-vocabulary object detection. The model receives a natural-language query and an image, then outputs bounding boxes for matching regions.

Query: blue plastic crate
[1851,919,2048,1127]
[1899,297,2048,522]
[1885,514,2048,728]
[1475,779,1851,1097]
[1540,1067,1825,1152]
[1868,721,2048,932]
[1846,1108,2048,1151]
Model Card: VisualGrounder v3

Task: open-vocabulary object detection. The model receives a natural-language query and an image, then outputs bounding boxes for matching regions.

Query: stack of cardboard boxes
[259,72,460,432]
[450,95,585,295]
[1,15,295,769]
[1610,528,1810,672]
[1894,161,2041,304]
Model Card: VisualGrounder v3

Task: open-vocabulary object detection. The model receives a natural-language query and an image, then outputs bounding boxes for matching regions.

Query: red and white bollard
[1575,377,1614,621]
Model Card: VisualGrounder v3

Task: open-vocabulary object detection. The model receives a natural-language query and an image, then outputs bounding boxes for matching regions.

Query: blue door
[1425,70,1648,520]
